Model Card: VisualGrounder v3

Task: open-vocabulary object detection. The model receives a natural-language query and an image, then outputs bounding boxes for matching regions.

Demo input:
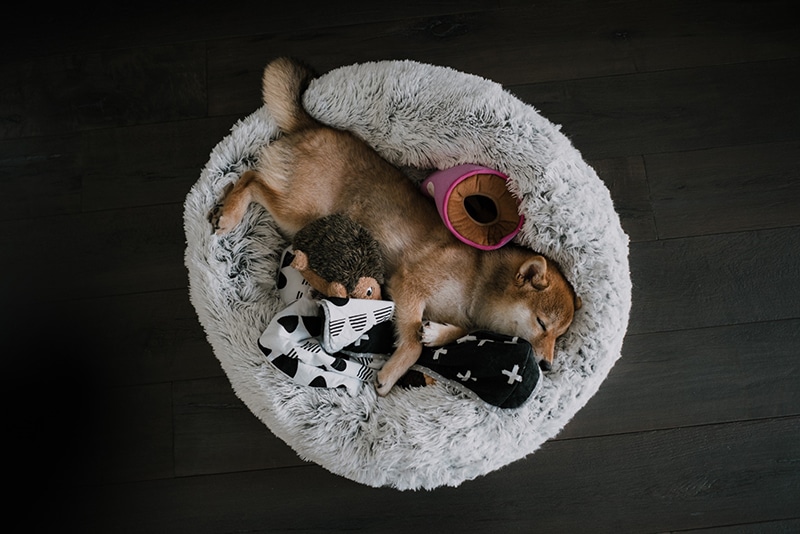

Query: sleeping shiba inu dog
[212,57,582,396]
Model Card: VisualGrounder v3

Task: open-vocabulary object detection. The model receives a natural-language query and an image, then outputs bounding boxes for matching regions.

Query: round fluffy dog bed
[184,60,632,490]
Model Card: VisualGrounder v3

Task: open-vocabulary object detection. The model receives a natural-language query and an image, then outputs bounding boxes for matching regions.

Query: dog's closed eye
[537,317,547,331]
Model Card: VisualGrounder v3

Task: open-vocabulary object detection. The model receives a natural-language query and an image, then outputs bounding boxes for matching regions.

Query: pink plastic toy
[421,164,524,250]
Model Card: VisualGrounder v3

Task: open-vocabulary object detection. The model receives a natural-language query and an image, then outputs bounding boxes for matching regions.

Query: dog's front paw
[419,320,440,346]
[375,370,395,397]
[209,203,241,235]
[419,321,465,347]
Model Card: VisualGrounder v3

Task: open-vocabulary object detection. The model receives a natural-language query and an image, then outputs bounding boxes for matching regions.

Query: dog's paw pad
[209,184,236,234]
[209,207,236,235]
[375,381,391,397]
[208,204,222,228]
[419,321,452,347]
[418,321,430,344]
[375,373,393,397]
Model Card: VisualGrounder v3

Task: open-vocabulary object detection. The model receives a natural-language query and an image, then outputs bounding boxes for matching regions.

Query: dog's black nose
[538,360,552,372]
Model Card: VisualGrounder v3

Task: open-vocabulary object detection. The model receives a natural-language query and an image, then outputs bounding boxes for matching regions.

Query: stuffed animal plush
[291,214,385,300]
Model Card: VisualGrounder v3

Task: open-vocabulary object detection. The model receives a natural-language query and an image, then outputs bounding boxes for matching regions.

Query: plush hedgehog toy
[291,214,385,300]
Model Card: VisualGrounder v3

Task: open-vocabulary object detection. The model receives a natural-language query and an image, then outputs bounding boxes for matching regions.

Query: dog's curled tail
[262,57,317,134]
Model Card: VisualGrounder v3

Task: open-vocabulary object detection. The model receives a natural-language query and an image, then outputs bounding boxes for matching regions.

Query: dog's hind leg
[211,170,270,234]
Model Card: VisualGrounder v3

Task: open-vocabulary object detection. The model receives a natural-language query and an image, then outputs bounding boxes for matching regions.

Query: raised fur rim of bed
[184,60,632,490]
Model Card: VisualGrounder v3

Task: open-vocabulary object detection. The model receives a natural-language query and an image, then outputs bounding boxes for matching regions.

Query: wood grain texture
[646,141,800,239]
[81,289,222,386]
[589,155,657,242]
[3,1,504,59]
[561,319,800,438]
[627,227,800,334]
[0,43,207,139]
[514,59,800,160]
[0,115,236,221]
[173,377,309,477]
[79,418,799,533]
[1,203,188,301]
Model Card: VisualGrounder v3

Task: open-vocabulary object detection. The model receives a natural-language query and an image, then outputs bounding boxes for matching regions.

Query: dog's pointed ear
[517,256,549,290]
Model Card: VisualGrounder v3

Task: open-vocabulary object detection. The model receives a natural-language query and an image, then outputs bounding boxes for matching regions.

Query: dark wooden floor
[2,1,799,532]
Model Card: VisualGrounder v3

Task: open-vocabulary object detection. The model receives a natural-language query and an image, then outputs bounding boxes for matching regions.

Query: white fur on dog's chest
[423,277,473,325]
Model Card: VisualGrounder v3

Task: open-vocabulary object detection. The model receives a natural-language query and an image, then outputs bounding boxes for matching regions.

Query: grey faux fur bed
[183,60,632,490]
